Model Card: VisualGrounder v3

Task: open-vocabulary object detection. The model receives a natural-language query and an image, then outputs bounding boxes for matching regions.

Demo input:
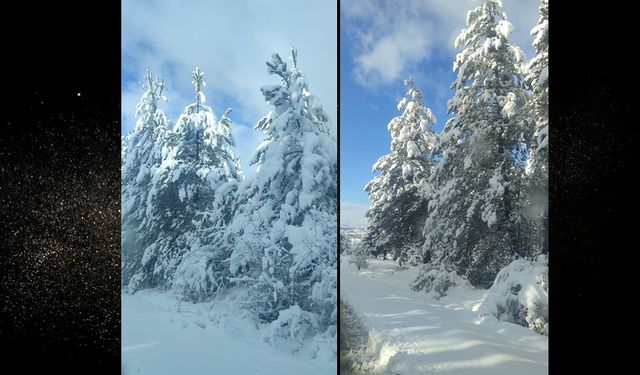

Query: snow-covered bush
[340,299,370,374]
[411,263,471,298]
[172,246,229,302]
[340,232,350,254]
[479,255,548,335]
[340,299,368,352]
[350,246,369,270]
[341,231,360,255]
[311,262,338,334]
[261,305,319,353]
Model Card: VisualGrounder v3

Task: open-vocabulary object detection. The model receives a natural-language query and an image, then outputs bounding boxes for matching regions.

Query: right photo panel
[340,0,548,373]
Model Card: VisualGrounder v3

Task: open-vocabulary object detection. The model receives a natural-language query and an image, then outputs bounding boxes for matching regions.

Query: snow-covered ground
[122,290,335,374]
[341,257,548,375]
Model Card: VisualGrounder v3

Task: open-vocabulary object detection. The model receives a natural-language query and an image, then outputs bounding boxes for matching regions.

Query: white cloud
[121,80,140,135]
[122,0,337,171]
[230,122,263,178]
[340,202,369,228]
[342,0,539,87]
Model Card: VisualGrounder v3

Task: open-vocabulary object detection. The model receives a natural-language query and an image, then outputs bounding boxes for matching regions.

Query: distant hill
[340,225,364,231]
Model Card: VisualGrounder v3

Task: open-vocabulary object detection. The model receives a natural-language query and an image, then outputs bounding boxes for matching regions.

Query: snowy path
[341,258,548,375]
[122,290,333,375]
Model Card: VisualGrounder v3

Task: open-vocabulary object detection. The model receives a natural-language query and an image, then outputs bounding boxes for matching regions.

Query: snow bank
[122,290,334,375]
[479,255,548,335]
[411,263,472,298]
[259,303,337,361]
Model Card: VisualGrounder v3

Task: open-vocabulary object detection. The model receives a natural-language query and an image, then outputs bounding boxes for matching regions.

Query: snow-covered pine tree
[227,48,337,340]
[416,0,533,289]
[526,0,549,255]
[171,105,244,302]
[362,78,438,266]
[122,70,169,289]
[127,68,243,298]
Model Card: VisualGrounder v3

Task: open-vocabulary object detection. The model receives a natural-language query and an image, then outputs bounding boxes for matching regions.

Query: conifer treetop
[143,69,165,97]
[192,67,206,112]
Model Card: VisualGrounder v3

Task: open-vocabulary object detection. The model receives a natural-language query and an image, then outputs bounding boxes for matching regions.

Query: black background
[1,1,120,373]
[0,0,636,373]
[550,2,638,373]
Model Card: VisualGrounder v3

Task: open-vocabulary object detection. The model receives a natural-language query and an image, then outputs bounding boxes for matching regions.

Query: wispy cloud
[342,0,539,88]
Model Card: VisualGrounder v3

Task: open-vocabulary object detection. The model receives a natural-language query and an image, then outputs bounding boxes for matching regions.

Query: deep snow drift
[478,255,548,335]
[122,290,335,375]
[340,257,547,374]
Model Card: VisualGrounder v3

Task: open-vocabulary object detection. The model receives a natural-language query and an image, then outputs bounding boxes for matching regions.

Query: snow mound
[479,255,548,335]
[411,263,472,298]
[261,305,319,353]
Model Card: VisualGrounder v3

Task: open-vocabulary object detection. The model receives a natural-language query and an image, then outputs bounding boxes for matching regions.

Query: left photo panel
[121,0,337,374]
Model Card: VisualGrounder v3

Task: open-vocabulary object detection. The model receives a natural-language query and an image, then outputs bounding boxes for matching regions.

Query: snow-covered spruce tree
[526,0,548,255]
[171,108,244,302]
[121,70,169,289]
[361,78,438,266]
[415,0,533,289]
[226,49,337,342]
[128,68,243,298]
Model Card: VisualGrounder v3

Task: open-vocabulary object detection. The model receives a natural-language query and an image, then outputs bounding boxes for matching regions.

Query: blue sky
[122,0,337,176]
[340,0,539,227]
